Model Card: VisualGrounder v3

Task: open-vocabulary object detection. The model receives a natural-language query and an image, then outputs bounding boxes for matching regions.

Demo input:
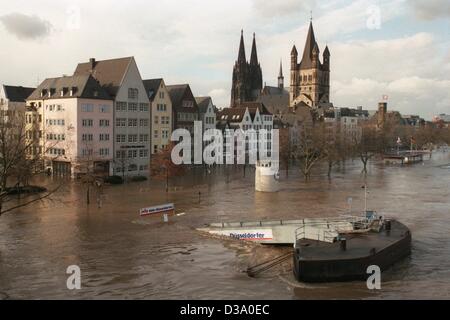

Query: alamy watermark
[170,121,279,175]
[66,265,81,290]
[366,265,381,289]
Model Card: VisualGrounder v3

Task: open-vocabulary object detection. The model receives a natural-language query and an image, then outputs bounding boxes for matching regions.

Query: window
[128,164,137,171]
[139,119,149,127]
[82,149,93,156]
[116,101,127,112]
[82,133,93,141]
[128,134,138,143]
[82,119,93,127]
[139,103,149,112]
[128,88,138,99]
[116,118,126,127]
[128,103,138,112]
[116,150,126,159]
[99,105,110,113]
[81,104,94,112]
[116,134,126,143]
[157,104,167,111]
[162,130,169,139]
[154,116,159,124]
[153,145,158,153]
[159,91,164,99]
[99,134,110,141]
[154,130,158,138]
[139,134,149,142]
[161,116,169,124]
[128,118,138,127]
[182,100,193,108]
[127,150,138,158]
[139,149,149,158]
[99,119,110,127]
[99,148,109,156]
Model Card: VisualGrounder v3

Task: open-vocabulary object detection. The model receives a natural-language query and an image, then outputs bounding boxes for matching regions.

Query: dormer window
[182,100,193,108]
[70,87,77,96]
[41,89,47,97]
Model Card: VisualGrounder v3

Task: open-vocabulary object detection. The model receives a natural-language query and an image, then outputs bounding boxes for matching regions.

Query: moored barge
[293,213,411,282]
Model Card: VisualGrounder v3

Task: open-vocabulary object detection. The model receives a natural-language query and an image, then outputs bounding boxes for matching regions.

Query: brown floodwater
[0,150,449,299]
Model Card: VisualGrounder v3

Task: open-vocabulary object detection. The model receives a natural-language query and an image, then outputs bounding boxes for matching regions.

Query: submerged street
[0,151,449,299]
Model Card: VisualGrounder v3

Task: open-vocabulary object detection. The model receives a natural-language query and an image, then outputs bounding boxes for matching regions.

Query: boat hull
[293,220,411,282]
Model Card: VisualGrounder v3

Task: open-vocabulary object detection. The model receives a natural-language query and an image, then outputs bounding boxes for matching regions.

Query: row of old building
[0,57,219,178]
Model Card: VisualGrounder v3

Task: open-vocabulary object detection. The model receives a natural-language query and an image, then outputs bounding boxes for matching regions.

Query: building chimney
[89,58,96,70]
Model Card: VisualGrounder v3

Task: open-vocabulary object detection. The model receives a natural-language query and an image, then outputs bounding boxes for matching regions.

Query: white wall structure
[26,75,114,177]
[195,96,216,133]
[74,57,151,177]
[143,78,173,154]
[255,160,280,192]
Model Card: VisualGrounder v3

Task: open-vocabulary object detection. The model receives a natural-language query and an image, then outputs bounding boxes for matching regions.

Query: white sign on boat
[140,203,175,216]
[207,228,273,241]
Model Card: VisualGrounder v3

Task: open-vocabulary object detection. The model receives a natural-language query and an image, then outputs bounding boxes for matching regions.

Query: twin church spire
[231,31,263,107]
[237,30,260,66]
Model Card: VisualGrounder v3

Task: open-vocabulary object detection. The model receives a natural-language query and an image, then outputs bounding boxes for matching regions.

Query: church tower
[230,31,263,107]
[289,21,330,109]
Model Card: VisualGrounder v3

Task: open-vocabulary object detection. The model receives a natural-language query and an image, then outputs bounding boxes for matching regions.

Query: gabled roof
[166,84,188,106]
[261,85,288,96]
[3,85,35,102]
[73,57,133,97]
[195,96,212,113]
[217,107,247,123]
[166,84,198,113]
[218,102,271,123]
[237,101,271,115]
[142,78,163,101]
[27,75,111,101]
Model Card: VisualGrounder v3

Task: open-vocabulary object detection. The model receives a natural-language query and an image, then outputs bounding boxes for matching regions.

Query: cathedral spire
[238,29,246,63]
[250,32,259,65]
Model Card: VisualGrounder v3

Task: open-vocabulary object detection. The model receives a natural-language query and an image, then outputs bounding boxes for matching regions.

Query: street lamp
[161,164,168,193]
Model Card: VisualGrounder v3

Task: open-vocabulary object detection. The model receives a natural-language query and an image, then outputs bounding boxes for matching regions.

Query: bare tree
[352,124,381,174]
[150,142,186,192]
[292,125,327,180]
[0,112,59,215]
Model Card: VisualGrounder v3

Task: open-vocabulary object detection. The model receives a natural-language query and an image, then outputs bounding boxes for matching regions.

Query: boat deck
[296,220,410,261]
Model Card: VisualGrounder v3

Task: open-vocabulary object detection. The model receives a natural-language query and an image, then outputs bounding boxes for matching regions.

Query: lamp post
[161,164,168,193]
[363,184,368,213]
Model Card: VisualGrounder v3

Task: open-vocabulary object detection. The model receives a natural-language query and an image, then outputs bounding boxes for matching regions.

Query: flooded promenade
[0,151,449,299]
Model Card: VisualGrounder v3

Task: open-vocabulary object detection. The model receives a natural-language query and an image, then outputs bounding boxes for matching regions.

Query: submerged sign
[209,229,273,241]
[140,203,175,216]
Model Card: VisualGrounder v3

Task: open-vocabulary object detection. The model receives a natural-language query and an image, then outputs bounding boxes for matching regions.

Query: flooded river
[0,151,449,299]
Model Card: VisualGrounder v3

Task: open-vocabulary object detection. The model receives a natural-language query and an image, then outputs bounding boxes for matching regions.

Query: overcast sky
[0,0,449,119]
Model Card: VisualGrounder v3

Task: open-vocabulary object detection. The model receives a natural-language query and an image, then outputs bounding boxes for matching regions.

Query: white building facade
[26,75,114,177]
[74,57,151,177]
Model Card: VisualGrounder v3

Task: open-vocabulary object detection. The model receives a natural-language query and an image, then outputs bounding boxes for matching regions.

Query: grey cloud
[0,13,52,40]
[252,0,316,18]
[410,0,450,20]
